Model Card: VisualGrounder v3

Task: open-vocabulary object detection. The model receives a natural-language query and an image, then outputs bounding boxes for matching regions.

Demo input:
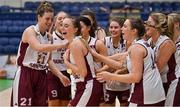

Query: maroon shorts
[69,79,103,106]
[104,89,130,104]
[47,70,71,100]
[11,66,47,106]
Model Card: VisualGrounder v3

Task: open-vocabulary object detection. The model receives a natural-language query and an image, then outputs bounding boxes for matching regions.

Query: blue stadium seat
[129,2,141,9]
[61,5,70,13]
[24,1,35,10]
[89,2,101,12]
[111,2,125,9]
[0,45,5,54]
[0,6,11,13]
[0,37,9,45]
[141,12,149,21]
[2,20,12,26]
[53,2,62,11]
[9,38,21,46]
[13,20,24,26]
[97,13,109,21]
[0,20,2,25]
[23,20,35,27]
[99,21,108,29]
[101,2,111,8]
[141,1,151,8]
[151,2,162,12]
[8,26,20,33]
[34,2,41,10]
[172,2,180,12]
[161,2,172,14]
[70,5,81,14]
[0,26,8,33]
[3,45,18,54]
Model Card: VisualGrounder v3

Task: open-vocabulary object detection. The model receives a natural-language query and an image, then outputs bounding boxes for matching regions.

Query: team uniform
[148,35,176,94]
[70,36,103,99]
[47,30,71,100]
[165,36,180,106]
[127,39,165,106]
[103,36,130,104]
[11,24,51,106]
[69,37,103,106]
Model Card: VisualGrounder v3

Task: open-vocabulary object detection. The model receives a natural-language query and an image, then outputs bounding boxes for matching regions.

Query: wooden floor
[0,87,11,106]
[0,79,120,107]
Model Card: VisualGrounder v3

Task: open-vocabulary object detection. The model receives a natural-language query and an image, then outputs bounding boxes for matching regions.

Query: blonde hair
[150,12,169,36]
[168,13,180,39]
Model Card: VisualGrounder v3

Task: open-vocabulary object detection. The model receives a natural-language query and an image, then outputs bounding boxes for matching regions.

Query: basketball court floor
[0,79,13,106]
[0,79,120,107]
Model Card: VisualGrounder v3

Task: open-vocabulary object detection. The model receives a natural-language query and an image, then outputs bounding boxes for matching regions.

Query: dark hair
[129,18,145,37]
[78,16,95,37]
[81,9,98,30]
[109,17,125,45]
[67,16,81,36]
[36,1,54,20]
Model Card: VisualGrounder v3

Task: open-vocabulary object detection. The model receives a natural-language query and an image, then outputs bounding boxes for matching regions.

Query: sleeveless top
[148,35,171,83]
[127,39,165,104]
[70,38,96,83]
[17,24,51,70]
[104,36,130,91]
[51,30,67,71]
[174,36,180,78]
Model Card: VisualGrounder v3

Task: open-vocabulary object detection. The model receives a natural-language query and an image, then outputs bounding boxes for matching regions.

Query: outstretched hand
[96,71,113,83]
[79,37,100,59]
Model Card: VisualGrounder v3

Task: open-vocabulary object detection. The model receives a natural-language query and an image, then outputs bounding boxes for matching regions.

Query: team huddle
[10,1,180,107]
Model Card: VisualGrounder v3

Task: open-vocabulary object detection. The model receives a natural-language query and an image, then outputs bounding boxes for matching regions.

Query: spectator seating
[0,1,180,54]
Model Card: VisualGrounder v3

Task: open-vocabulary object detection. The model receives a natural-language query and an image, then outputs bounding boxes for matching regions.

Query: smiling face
[61,18,76,39]
[55,12,68,33]
[109,21,122,38]
[38,11,54,32]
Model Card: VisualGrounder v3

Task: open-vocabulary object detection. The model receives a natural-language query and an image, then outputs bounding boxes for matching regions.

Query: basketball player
[165,13,180,106]
[99,17,130,106]
[81,9,106,40]
[11,2,68,106]
[63,16,107,106]
[90,18,166,106]
[145,13,176,95]
[47,11,71,106]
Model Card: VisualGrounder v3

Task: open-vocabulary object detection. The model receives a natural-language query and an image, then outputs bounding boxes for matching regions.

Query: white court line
[0,87,12,106]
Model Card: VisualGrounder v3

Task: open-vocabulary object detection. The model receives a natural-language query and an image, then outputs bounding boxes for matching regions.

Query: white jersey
[127,39,165,104]
[105,36,126,54]
[174,36,180,78]
[51,31,67,71]
[17,24,51,70]
[104,36,130,91]
[88,36,103,70]
[70,38,96,83]
[148,35,170,83]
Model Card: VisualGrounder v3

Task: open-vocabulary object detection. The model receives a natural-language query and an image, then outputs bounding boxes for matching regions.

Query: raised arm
[22,26,68,52]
